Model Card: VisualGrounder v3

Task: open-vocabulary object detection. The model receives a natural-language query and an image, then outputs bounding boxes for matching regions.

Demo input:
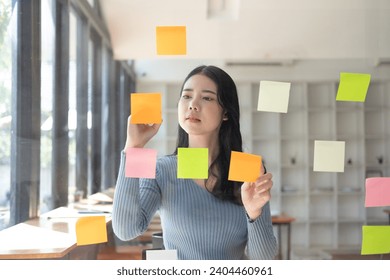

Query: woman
[112,65,277,260]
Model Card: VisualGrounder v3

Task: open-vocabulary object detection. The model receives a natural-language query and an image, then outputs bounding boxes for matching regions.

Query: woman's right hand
[123,115,162,150]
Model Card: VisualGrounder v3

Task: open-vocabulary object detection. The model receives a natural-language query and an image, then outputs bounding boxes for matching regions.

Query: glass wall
[68,10,77,202]
[0,0,12,230]
[0,0,134,229]
[40,0,55,214]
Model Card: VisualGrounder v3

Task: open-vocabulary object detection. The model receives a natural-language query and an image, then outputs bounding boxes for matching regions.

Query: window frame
[10,0,41,224]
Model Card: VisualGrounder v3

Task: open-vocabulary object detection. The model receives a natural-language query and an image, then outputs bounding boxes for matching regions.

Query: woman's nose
[189,99,199,111]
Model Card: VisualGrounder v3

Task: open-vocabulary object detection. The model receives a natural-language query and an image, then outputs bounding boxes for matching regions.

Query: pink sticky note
[125,148,157,179]
[365,177,390,207]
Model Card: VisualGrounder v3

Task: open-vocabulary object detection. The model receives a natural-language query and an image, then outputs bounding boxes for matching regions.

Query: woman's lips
[186,116,200,122]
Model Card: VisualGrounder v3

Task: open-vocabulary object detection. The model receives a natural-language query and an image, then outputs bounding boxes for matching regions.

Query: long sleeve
[112,152,161,241]
[246,202,278,259]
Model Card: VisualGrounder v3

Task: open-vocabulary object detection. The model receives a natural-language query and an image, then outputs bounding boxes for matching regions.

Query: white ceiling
[99,0,390,62]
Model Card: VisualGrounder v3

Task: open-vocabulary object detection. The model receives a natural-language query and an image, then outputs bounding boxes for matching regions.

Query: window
[69,10,77,201]
[0,0,134,230]
[0,0,12,230]
[87,0,95,8]
[40,0,55,215]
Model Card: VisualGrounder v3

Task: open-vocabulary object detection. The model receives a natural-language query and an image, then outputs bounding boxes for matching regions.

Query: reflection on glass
[68,11,77,200]
[40,0,54,215]
[0,0,12,230]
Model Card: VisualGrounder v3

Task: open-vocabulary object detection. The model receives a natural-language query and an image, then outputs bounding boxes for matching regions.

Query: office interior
[0,0,389,260]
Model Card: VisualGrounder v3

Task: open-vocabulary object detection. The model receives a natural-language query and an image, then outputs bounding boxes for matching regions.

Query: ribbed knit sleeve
[246,202,278,259]
[112,152,161,241]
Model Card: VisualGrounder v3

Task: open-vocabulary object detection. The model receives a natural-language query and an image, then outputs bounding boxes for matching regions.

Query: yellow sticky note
[156,26,187,55]
[257,80,291,113]
[130,93,162,124]
[76,216,107,246]
[313,140,345,172]
[361,225,390,255]
[336,72,371,102]
[228,151,262,182]
[177,148,208,179]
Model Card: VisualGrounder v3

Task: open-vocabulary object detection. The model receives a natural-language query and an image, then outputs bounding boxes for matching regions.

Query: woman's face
[178,74,225,138]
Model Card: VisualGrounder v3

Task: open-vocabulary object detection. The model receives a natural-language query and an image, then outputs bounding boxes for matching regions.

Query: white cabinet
[251,79,390,252]
[364,82,390,225]
[136,78,390,254]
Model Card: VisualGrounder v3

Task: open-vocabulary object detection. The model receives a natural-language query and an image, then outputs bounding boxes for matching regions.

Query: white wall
[101,0,390,61]
[134,58,390,85]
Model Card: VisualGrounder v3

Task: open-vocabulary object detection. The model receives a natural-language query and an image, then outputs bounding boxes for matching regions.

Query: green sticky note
[336,72,371,102]
[361,225,390,255]
[177,148,208,179]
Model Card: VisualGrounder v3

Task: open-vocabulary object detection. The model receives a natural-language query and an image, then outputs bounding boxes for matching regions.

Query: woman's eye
[203,97,213,101]
[181,94,190,99]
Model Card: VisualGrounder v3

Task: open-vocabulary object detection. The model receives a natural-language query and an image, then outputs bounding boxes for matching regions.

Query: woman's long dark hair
[173,65,243,204]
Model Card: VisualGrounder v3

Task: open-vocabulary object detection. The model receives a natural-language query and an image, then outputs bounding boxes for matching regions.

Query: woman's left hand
[241,172,273,221]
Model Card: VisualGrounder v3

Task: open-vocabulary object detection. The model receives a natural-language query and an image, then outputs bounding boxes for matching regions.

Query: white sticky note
[257,81,291,113]
[146,249,178,260]
[313,140,345,172]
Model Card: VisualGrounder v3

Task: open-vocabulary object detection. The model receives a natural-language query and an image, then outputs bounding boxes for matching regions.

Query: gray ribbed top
[112,152,278,260]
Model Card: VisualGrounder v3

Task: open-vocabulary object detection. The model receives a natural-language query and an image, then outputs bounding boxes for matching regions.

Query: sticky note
[336,72,371,102]
[228,151,262,182]
[313,140,345,172]
[361,225,390,255]
[146,249,178,260]
[177,148,208,179]
[365,177,390,207]
[156,26,187,55]
[125,148,157,179]
[130,93,162,124]
[76,216,107,246]
[257,81,291,113]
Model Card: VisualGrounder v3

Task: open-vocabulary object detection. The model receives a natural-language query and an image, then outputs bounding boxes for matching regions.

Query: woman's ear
[223,112,228,121]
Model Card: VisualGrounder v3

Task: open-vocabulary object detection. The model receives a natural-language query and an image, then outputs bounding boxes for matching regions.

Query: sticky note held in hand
[130,93,162,124]
[228,151,262,182]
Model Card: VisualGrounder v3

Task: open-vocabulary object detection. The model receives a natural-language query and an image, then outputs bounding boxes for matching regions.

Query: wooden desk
[0,222,76,259]
[0,207,112,259]
[272,214,295,260]
[384,209,390,225]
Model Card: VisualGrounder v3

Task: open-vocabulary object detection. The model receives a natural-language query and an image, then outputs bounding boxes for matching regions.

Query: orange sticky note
[228,151,262,182]
[76,216,107,246]
[156,26,187,55]
[130,93,162,124]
